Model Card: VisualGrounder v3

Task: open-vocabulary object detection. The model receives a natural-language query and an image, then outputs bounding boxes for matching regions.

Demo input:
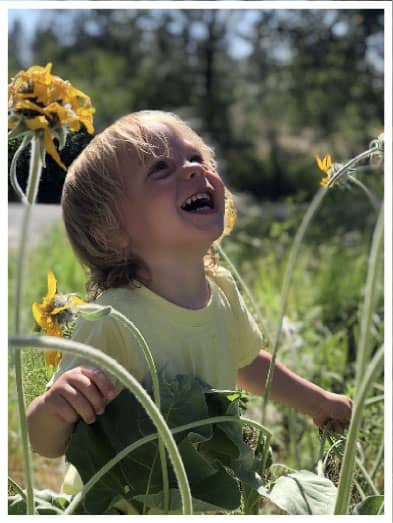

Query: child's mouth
[180,192,215,213]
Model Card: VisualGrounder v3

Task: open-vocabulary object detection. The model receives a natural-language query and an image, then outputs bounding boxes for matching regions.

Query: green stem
[355,204,384,385]
[12,136,43,515]
[327,146,379,188]
[347,175,380,212]
[81,305,169,512]
[216,244,271,347]
[8,335,193,515]
[355,459,379,496]
[9,134,31,205]
[370,435,384,480]
[334,344,384,514]
[365,394,384,406]
[261,186,328,425]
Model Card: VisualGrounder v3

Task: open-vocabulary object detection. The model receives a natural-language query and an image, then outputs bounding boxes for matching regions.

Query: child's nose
[180,162,206,180]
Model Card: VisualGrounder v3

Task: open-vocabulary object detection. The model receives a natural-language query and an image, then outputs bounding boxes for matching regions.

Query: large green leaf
[353,495,384,515]
[265,470,337,515]
[66,372,264,514]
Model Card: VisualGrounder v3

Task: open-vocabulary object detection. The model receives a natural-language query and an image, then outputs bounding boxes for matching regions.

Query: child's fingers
[58,383,98,424]
[45,392,81,425]
[80,367,118,402]
[65,372,107,416]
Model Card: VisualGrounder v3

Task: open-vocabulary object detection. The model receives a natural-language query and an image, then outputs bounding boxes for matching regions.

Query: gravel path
[8,203,63,250]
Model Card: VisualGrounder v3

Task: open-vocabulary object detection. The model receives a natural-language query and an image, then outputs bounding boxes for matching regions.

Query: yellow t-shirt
[50,266,263,511]
[51,266,263,391]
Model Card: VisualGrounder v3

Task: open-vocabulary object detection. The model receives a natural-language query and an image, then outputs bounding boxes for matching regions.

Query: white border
[3,2,392,522]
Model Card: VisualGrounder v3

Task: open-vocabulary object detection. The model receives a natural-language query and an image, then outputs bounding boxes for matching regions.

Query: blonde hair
[61,110,235,299]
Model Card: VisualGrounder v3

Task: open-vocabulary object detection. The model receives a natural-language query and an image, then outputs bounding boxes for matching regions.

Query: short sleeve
[47,314,147,393]
[212,267,264,369]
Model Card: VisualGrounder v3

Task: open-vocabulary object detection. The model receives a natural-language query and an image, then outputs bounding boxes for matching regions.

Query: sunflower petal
[43,128,67,171]
[47,271,57,301]
[68,296,86,308]
[32,302,46,329]
[45,350,62,367]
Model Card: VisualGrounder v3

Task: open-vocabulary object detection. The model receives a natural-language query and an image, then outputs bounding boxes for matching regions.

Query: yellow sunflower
[8,63,95,171]
[32,271,85,367]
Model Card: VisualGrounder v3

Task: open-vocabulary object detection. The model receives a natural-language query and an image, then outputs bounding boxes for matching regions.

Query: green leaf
[78,305,113,320]
[352,495,384,515]
[265,470,337,515]
[66,372,260,514]
[8,489,72,515]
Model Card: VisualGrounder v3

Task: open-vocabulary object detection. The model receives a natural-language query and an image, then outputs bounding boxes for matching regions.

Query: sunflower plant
[32,271,85,367]
[8,63,95,203]
[8,63,96,514]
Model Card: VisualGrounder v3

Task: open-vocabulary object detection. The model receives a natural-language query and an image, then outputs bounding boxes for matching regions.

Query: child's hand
[43,366,118,425]
[312,391,353,433]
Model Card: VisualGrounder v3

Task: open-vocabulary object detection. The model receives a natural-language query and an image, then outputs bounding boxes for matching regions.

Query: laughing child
[27,110,352,508]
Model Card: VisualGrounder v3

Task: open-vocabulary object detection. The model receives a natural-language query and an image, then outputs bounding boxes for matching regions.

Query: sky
[8,7,258,66]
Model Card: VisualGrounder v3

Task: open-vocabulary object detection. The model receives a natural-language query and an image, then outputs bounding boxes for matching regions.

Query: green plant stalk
[353,479,366,501]
[261,186,328,425]
[355,204,384,385]
[9,134,31,205]
[365,394,384,406]
[355,459,379,496]
[347,175,380,212]
[9,336,193,515]
[327,146,379,188]
[109,309,169,513]
[65,414,270,515]
[216,244,271,347]
[12,135,43,515]
[81,305,170,512]
[334,344,384,514]
[370,434,384,480]
[327,439,380,498]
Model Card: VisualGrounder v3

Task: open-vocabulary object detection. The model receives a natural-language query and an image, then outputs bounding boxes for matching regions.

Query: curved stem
[12,136,43,515]
[8,335,193,515]
[327,146,379,187]
[9,134,31,205]
[347,175,380,212]
[81,305,169,512]
[261,186,328,425]
[334,345,384,514]
[216,245,271,347]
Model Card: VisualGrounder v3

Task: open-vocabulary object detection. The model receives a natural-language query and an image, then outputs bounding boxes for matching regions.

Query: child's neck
[143,259,210,310]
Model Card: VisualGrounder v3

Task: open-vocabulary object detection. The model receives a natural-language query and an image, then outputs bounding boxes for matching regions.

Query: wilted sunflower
[315,154,334,187]
[8,63,95,172]
[32,271,85,367]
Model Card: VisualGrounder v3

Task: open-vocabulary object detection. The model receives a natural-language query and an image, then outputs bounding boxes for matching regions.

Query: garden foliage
[65,371,264,514]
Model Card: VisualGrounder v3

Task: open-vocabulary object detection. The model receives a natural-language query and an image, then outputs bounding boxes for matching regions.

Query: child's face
[120,123,226,263]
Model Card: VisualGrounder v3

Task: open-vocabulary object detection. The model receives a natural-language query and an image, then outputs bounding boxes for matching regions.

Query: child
[27,111,352,506]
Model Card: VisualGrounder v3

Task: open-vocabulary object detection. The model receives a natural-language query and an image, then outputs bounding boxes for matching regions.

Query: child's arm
[27,366,118,458]
[237,349,352,433]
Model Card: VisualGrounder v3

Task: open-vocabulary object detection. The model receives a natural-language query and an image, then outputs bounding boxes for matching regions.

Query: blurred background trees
[8,8,384,203]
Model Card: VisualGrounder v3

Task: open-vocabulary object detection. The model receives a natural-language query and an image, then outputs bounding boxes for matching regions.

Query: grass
[8,196,384,511]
